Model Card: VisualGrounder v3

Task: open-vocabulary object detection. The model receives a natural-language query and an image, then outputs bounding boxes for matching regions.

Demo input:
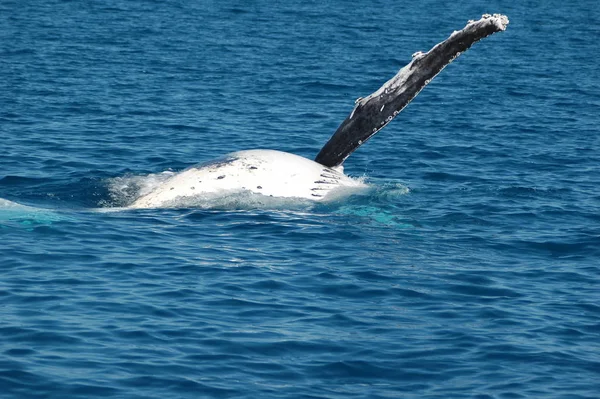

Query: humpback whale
[130,14,509,209]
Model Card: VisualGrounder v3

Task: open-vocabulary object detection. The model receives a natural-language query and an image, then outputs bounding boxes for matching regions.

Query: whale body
[130,149,364,208]
[129,14,509,209]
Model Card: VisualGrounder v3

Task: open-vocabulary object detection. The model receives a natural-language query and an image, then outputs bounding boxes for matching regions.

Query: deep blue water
[1,0,599,398]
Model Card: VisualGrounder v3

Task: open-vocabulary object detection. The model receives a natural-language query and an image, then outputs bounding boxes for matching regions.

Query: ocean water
[1,0,599,398]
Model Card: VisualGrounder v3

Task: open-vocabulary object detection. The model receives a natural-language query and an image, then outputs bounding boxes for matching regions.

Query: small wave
[371,181,411,200]
[335,205,413,227]
[497,186,570,198]
[330,181,412,227]
[0,198,62,227]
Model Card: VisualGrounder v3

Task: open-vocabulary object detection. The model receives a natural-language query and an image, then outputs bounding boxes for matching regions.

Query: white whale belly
[129,150,364,209]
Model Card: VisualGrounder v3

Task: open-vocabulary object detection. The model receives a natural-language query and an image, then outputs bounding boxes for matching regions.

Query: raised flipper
[314,14,509,168]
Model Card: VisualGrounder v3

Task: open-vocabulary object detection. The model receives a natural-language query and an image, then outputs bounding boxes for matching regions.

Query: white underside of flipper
[128,150,365,209]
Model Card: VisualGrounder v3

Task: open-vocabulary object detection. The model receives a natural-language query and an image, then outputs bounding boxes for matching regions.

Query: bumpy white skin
[129,150,365,209]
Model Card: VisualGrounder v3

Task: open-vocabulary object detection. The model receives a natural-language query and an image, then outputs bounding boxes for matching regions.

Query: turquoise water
[1,1,599,398]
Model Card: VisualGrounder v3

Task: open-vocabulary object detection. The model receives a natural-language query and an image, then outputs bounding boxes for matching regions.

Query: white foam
[0,198,28,209]
[102,171,175,207]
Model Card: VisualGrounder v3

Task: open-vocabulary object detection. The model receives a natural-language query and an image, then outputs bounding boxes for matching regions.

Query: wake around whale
[129,14,509,209]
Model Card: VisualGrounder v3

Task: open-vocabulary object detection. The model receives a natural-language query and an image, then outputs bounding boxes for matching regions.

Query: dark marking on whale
[314,180,336,185]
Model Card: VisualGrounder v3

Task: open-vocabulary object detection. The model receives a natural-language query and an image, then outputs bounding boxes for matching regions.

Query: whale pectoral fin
[314,14,509,168]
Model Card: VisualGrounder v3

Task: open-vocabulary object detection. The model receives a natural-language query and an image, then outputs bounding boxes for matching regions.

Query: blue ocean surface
[1,0,599,398]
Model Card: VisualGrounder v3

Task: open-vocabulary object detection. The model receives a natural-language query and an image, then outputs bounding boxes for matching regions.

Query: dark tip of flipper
[314,14,509,168]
